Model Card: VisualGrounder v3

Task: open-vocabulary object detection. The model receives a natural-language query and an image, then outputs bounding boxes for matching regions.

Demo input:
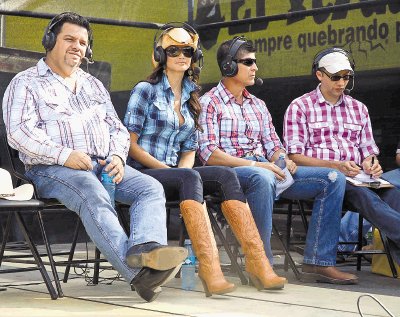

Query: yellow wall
[4,1,400,91]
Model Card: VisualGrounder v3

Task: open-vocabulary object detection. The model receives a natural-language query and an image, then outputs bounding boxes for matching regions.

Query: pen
[370,157,374,179]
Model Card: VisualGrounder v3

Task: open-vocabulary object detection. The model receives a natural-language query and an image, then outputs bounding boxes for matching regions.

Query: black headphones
[153,22,203,66]
[312,47,355,74]
[219,36,247,77]
[42,12,93,61]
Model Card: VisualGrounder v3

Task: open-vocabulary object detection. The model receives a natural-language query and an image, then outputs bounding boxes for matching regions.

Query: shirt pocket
[343,122,362,142]
[145,101,169,133]
[85,94,107,121]
[219,114,238,138]
[39,95,73,120]
[308,121,331,140]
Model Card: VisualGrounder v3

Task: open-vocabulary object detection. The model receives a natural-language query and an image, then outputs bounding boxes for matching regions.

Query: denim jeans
[26,160,167,283]
[235,157,346,266]
[344,183,400,264]
[140,166,246,203]
[338,211,371,252]
[382,168,400,189]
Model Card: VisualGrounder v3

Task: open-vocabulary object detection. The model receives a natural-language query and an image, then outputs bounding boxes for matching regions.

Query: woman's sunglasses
[165,46,194,58]
[234,58,257,66]
[320,69,354,81]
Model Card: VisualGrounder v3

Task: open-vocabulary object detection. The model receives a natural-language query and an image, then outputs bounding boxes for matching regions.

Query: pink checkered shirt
[283,85,379,165]
[197,81,283,163]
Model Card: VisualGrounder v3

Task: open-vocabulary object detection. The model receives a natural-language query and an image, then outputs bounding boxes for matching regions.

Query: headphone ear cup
[42,30,56,51]
[221,59,238,77]
[85,46,93,60]
[154,46,165,65]
[192,47,203,63]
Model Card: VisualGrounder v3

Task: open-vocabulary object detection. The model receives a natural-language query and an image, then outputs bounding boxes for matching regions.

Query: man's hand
[338,161,361,177]
[100,155,125,184]
[64,150,93,170]
[255,161,286,180]
[362,156,382,178]
[285,158,297,175]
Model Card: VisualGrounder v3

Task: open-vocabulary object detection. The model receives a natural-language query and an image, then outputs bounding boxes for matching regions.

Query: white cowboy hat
[0,168,34,201]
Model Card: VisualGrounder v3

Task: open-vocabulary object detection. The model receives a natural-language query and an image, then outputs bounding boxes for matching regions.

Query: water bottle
[181,239,196,291]
[101,157,115,208]
[275,153,294,198]
[276,153,286,169]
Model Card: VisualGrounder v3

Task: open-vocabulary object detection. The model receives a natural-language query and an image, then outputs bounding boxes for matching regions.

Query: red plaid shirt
[283,85,379,165]
[197,81,283,163]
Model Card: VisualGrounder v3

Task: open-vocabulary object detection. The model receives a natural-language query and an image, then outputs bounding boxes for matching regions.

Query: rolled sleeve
[283,101,307,155]
[197,96,220,163]
[260,105,284,160]
[123,82,152,136]
[358,106,379,161]
[181,131,198,152]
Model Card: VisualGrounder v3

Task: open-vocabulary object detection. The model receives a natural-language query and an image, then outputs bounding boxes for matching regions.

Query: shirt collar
[161,73,197,93]
[37,58,53,76]
[217,81,251,105]
[316,84,346,107]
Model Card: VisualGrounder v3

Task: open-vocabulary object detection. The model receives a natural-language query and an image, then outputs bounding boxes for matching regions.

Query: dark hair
[216,39,256,73]
[145,63,203,132]
[49,12,92,46]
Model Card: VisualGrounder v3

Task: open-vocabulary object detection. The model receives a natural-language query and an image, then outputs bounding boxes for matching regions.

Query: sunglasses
[165,46,194,58]
[234,58,257,66]
[320,69,354,81]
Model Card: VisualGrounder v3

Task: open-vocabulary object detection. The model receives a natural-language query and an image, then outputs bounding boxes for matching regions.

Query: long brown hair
[146,64,203,132]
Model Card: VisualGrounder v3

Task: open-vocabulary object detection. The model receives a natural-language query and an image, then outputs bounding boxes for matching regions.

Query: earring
[188,68,193,81]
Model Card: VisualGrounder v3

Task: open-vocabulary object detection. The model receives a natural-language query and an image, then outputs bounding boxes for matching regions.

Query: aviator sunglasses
[320,68,354,81]
[234,58,257,66]
[165,46,194,58]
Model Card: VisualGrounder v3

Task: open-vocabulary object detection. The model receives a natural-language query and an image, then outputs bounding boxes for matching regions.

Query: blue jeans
[338,211,371,252]
[382,168,400,189]
[26,160,167,284]
[344,183,400,264]
[235,157,346,266]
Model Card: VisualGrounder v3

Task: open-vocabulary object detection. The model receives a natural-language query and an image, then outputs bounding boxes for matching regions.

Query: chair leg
[273,223,302,280]
[379,231,398,278]
[206,205,248,285]
[36,211,64,297]
[15,212,58,300]
[0,213,12,266]
[284,201,294,271]
[92,248,101,285]
[357,215,364,271]
[63,218,81,283]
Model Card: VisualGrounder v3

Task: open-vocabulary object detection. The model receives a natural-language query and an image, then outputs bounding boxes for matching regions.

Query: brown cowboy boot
[221,200,287,290]
[180,200,236,297]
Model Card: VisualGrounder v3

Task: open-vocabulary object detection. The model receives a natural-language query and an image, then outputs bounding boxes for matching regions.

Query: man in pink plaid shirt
[283,48,400,265]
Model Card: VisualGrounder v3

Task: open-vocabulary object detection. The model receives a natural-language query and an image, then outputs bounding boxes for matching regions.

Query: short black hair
[49,12,92,45]
[216,38,256,74]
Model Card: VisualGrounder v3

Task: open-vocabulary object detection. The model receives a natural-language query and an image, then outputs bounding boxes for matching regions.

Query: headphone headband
[312,47,355,74]
[220,36,247,77]
[153,21,203,66]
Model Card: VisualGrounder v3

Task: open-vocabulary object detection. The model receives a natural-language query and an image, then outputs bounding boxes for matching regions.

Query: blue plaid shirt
[124,74,198,169]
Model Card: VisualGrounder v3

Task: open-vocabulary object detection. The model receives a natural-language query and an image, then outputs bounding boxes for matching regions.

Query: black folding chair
[1,133,109,297]
[0,197,58,299]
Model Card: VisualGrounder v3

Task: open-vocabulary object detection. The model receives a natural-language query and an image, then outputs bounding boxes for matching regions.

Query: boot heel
[199,276,212,297]
[247,272,264,291]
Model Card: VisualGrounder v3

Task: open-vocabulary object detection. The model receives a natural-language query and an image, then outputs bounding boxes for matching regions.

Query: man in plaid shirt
[283,48,400,265]
[198,37,357,284]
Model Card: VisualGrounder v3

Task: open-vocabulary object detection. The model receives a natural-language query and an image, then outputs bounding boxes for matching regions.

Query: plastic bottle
[101,157,115,208]
[276,153,286,169]
[181,239,196,291]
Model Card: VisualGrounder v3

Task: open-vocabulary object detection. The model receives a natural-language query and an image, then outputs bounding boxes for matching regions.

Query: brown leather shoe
[301,264,358,285]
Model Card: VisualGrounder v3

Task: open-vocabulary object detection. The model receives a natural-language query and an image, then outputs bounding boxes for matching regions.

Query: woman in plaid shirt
[124,25,286,297]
